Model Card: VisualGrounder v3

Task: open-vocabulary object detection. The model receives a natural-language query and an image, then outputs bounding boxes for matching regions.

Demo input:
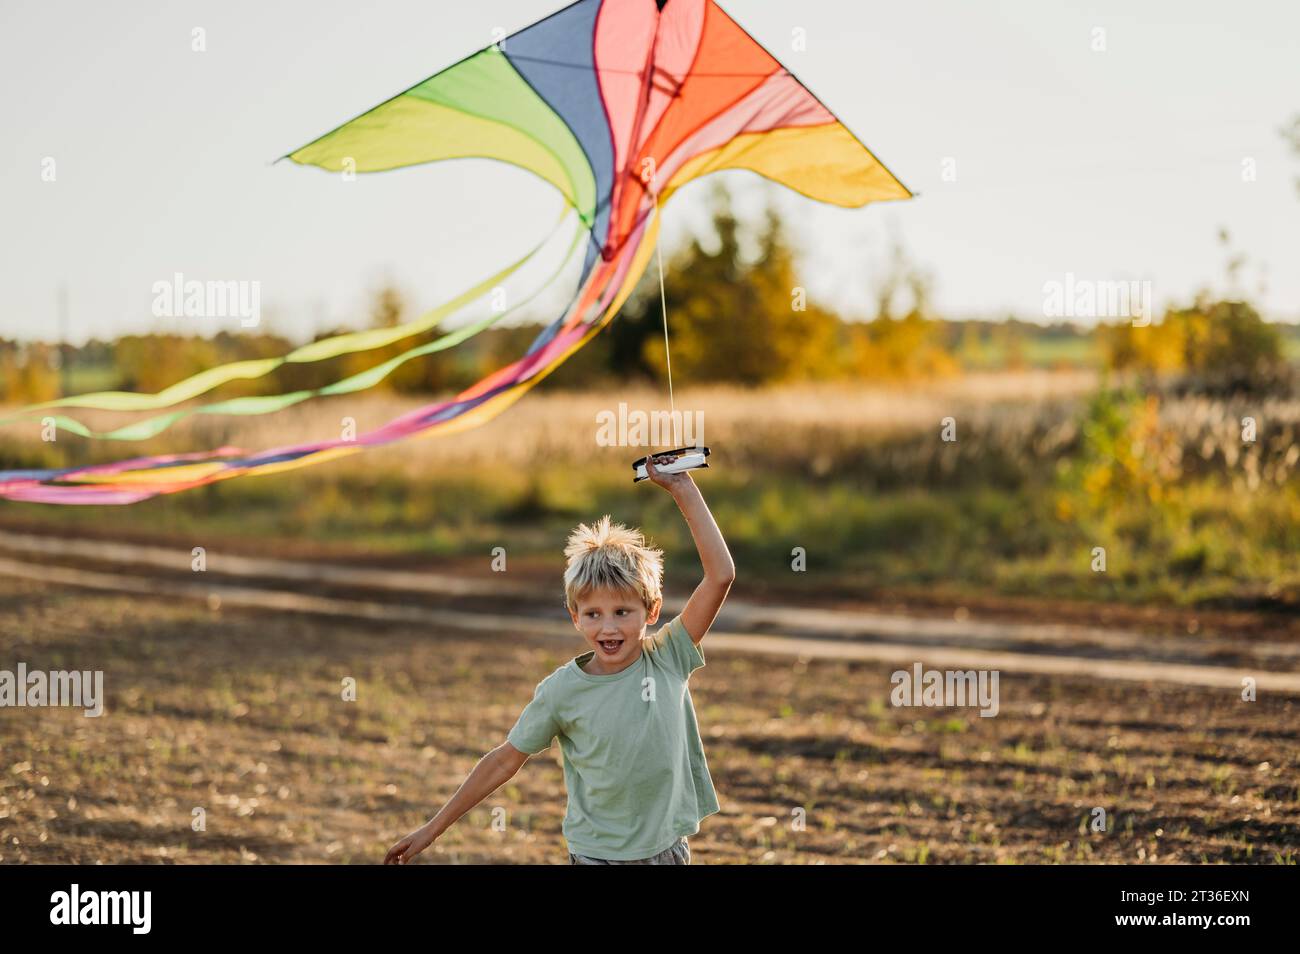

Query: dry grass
[0,371,1099,476]
[10,371,1300,488]
[3,372,1297,611]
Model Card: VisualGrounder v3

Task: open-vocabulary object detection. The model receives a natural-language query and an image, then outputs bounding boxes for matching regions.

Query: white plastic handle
[634,451,708,481]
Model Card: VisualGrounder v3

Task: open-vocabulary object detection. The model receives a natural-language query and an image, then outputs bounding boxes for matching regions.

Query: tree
[618,179,844,387]
[847,233,959,380]
[1099,298,1288,395]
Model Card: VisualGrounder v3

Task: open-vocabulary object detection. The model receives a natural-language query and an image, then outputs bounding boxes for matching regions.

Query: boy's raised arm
[644,456,736,645]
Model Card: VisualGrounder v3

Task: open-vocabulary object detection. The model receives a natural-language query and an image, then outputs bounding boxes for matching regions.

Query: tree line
[1,182,1292,406]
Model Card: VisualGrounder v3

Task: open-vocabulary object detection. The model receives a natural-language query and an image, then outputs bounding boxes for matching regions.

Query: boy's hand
[384,822,436,865]
[643,451,694,494]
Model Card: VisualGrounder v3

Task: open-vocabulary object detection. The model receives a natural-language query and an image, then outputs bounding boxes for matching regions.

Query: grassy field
[2,372,1297,611]
[1,575,1296,864]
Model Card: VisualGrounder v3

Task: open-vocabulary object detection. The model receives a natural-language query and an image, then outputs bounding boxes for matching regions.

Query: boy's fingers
[384,841,408,863]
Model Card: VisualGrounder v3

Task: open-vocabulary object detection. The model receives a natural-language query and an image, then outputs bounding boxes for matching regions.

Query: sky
[2,0,1297,345]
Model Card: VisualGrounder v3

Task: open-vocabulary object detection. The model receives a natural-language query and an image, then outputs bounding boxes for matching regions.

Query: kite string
[649,179,677,445]
[630,26,679,448]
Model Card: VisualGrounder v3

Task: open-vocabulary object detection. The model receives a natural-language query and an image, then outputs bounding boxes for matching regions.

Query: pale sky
[2,0,1297,345]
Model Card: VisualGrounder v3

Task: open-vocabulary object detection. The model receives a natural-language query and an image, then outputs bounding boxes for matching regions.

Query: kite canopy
[0,0,910,505]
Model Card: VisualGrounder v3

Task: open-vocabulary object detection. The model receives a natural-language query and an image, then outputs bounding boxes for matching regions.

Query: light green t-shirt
[507,613,721,860]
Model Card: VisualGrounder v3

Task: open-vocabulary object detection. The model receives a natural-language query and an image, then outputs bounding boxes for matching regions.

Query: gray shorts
[568,836,690,865]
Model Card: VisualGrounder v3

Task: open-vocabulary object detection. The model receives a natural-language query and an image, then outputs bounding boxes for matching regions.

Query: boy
[384,453,735,864]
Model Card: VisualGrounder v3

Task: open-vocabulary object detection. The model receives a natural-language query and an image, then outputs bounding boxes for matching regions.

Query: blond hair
[563,514,664,614]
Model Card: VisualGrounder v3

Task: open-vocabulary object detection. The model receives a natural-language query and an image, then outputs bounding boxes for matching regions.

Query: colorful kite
[0,0,911,504]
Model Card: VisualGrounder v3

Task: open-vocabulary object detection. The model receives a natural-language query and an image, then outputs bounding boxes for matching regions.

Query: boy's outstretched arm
[644,456,736,645]
[384,742,529,864]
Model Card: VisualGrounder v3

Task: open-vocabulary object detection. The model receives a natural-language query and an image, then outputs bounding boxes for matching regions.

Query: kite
[0,0,911,505]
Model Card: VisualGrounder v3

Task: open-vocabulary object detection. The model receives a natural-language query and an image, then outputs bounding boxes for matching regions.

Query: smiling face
[569,586,662,674]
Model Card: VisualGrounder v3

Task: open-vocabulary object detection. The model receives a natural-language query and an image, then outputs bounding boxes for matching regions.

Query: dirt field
[2,574,1296,865]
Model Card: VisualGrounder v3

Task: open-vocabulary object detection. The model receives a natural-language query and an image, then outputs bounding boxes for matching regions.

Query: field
[2,574,1297,865]
[5,0,1298,881]
[3,372,1298,609]
[2,372,1298,865]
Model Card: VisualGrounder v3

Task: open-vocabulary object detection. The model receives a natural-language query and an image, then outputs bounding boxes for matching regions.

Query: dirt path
[2,529,1296,693]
